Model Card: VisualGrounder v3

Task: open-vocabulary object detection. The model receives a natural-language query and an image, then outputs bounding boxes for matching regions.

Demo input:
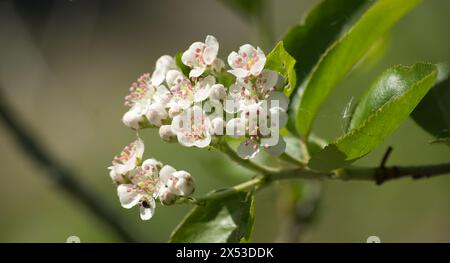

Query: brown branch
[0,88,138,242]
[375,163,450,185]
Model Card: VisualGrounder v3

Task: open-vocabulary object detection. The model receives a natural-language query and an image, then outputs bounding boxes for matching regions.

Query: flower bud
[158,186,178,205]
[145,103,167,127]
[210,117,224,135]
[122,106,145,130]
[167,171,195,196]
[209,84,227,101]
[159,125,177,142]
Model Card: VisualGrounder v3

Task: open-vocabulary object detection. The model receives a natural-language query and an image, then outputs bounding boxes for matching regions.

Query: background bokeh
[0,0,449,242]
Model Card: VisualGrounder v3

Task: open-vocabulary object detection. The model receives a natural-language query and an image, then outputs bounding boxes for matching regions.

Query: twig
[0,88,138,242]
[181,163,450,205]
[379,146,393,168]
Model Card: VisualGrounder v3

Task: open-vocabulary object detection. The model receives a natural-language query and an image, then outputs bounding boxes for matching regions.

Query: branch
[0,88,138,242]
[183,163,450,205]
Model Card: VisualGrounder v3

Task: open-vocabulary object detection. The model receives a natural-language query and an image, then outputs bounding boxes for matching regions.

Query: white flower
[182,35,219,78]
[151,55,177,86]
[157,186,178,205]
[159,125,176,142]
[115,158,163,220]
[145,103,167,127]
[209,84,227,101]
[123,73,170,128]
[166,70,195,110]
[232,100,288,159]
[228,44,266,78]
[117,165,158,220]
[109,139,144,177]
[171,105,212,148]
[122,104,146,130]
[159,165,195,197]
[223,68,289,159]
[210,117,225,135]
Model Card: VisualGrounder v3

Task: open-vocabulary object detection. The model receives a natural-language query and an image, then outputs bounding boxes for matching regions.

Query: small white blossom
[159,165,195,197]
[109,139,144,178]
[210,117,225,135]
[117,163,160,220]
[159,125,177,142]
[171,105,212,148]
[182,35,219,78]
[209,84,227,101]
[145,103,168,127]
[123,73,170,128]
[224,68,289,159]
[122,104,146,130]
[228,44,266,78]
[157,186,178,205]
[166,70,195,110]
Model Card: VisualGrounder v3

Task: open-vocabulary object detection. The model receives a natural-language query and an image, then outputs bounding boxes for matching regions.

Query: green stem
[218,141,275,175]
[181,163,450,205]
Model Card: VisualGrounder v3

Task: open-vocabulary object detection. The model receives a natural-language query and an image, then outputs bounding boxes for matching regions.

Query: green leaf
[411,63,450,142]
[283,0,370,89]
[283,0,371,135]
[175,52,190,77]
[169,191,255,243]
[219,0,264,20]
[295,0,422,138]
[216,71,236,88]
[309,63,438,171]
[265,41,297,96]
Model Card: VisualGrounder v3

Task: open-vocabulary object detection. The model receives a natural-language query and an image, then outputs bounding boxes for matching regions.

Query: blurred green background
[0,0,449,242]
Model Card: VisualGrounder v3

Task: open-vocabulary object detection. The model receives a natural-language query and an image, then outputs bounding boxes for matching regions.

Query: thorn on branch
[376,146,393,185]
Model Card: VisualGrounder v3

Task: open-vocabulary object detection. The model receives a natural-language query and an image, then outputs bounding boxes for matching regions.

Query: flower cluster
[108,139,195,220]
[120,35,289,159]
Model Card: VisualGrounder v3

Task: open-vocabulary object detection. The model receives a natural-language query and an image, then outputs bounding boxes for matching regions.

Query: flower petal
[227,51,241,69]
[122,105,145,130]
[193,76,214,102]
[159,165,176,184]
[228,68,249,79]
[239,44,256,56]
[166,70,182,86]
[250,48,266,76]
[151,69,165,86]
[139,198,156,220]
[193,134,211,148]
[203,35,219,65]
[117,184,141,209]
[189,67,205,78]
